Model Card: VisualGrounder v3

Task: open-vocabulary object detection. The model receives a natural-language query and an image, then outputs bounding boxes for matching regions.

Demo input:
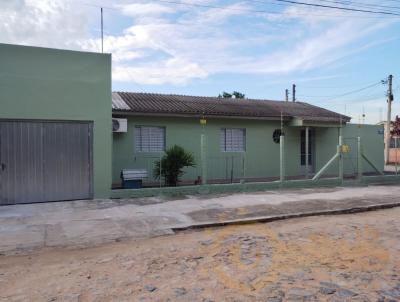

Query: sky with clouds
[1,0,400,123]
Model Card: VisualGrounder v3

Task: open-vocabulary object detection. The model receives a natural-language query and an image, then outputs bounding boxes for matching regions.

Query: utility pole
[385,75,394,164]
[101,7,104,53]
[292,84,296,102]
[285,89,289,102]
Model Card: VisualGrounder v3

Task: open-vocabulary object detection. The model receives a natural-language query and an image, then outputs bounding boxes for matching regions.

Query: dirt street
[1,208,400,302]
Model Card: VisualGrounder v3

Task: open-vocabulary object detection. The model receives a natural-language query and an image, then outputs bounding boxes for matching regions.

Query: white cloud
[113,57,208,85]
[119,3,175,17]
[0,0,397,86]
[0,0,90,49]
[258,21,380,72]
[112,50,145,62]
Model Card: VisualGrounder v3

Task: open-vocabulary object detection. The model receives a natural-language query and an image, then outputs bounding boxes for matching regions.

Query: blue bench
[121,169,148,189]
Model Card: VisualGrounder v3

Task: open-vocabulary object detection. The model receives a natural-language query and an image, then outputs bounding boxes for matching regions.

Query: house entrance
[300,128,315,175]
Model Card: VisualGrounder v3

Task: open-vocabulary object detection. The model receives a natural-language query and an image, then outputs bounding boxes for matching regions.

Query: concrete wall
[112,115,384,186]
[111,175,400,199]
[0,43,112,198]
[315,124,384,176]
[389,148,400,164]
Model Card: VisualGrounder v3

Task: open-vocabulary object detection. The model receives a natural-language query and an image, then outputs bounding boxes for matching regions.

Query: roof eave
[112,110,291,121]
[288,117,351,127]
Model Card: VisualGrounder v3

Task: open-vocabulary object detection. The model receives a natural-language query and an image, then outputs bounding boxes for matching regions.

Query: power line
[153,0,400,17]
[327,91,387,103]
[312,0,400,11]
[324,81,384,101]
[253,0,400,15]
[380,0,400,3]
[69,1,119,11]
[299,80,378,89]
[250,0,400,13]
[101,0,274,14]
[63,0,400,19]
[298,81,383,100]
[250,0,400,15]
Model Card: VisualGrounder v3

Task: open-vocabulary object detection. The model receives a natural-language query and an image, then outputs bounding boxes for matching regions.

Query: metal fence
[132,154,201,187]
[206,155,245,184]
[120,132,386,189]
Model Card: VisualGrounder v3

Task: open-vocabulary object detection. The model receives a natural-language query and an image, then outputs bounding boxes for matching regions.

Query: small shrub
[154,145,196,186]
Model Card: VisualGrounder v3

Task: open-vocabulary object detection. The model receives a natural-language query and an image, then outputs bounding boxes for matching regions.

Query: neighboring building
[0,43,112,205]
[112,92,384,187]
[377,121,400,164]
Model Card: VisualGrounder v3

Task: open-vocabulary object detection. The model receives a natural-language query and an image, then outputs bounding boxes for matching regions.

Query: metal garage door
[0,120,93,205]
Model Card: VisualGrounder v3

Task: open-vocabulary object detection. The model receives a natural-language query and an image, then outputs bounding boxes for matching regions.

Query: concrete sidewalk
[1,184,400,254]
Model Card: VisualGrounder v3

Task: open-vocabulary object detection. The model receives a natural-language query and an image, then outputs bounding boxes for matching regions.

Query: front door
[300,128,315,175]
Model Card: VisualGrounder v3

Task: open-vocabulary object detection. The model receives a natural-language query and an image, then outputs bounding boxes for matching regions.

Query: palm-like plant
[154,145,196,186]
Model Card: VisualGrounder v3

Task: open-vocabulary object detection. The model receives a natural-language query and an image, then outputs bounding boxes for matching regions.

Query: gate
[343,137,359,177]
[0,120,93,205]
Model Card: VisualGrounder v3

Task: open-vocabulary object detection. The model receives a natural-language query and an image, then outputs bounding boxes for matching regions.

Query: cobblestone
[1,207,400,301]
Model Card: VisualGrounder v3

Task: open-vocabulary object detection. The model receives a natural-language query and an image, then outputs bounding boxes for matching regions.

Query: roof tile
[112,92,351,123]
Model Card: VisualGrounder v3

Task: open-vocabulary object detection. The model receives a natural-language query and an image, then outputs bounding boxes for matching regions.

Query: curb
[171,201,400,232]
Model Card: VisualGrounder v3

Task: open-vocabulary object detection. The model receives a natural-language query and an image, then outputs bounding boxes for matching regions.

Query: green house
[0,43,112,204]
[0,43,385,204]
[112,92,384,187]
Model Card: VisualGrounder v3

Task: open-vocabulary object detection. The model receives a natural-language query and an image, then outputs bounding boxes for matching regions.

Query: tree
[218,91,232,98]
[391,115,400,137]
[232,91,245,99]
[218,91,245,99]
[154,145,196,186]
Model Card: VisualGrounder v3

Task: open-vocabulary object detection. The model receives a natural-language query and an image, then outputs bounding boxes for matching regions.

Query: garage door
[0,120,93,205]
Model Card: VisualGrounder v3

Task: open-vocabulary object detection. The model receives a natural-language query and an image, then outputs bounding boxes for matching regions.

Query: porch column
[200,134,207,185]
[280,135,285,182]
[338,127,344,182]
[305,127,309,179]
[395,137,398,174]
[357,137,363,181]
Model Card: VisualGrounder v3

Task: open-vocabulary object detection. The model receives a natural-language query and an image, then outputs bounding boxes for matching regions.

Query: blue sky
[1,0,400,123]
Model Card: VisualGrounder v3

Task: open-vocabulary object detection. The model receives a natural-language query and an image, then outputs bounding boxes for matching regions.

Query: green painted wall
[113,116,297,185]
[315,124,384,176]
[113,116,384,186]
[0,43,112,198]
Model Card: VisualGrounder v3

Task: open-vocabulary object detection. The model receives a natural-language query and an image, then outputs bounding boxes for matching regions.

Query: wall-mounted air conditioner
[112,118,127,133]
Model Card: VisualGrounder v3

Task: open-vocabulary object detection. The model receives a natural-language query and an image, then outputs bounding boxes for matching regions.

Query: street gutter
[172,201,400,231]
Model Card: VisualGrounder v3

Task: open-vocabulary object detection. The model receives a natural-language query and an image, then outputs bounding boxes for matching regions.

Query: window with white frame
[135,126,165,152]
[220,128,246,152]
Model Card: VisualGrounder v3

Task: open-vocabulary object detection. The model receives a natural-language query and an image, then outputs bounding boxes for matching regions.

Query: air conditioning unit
[112,118,127,133]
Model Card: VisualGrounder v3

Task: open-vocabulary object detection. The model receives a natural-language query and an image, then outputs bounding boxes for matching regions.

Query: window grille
[135,126,165,152]
[220,128,246,152]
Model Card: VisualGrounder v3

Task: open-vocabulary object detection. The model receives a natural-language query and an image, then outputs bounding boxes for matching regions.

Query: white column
[305,127,309,179]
